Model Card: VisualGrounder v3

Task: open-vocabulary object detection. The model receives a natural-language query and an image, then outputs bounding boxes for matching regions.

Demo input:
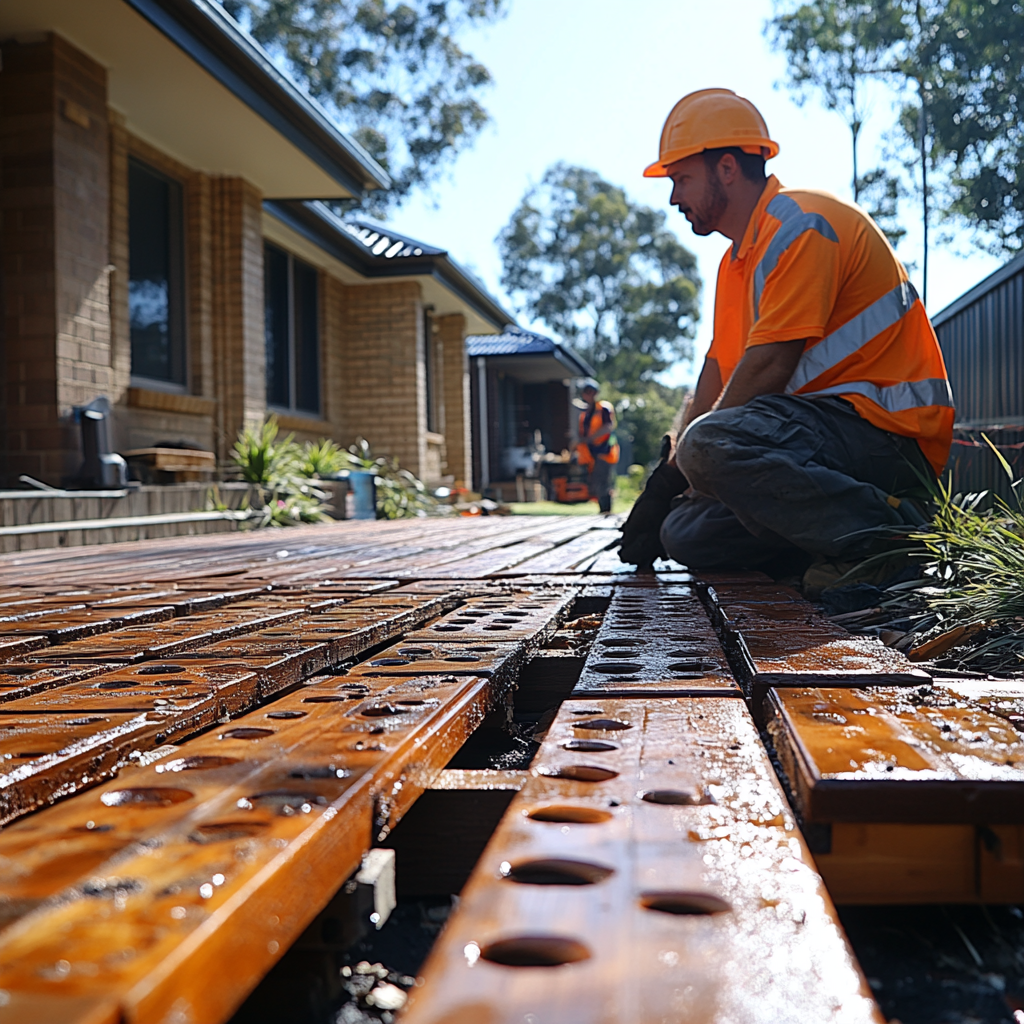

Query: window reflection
[128,159,185,386]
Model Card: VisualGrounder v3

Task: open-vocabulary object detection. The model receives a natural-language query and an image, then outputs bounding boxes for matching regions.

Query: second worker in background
[577,379,619,515]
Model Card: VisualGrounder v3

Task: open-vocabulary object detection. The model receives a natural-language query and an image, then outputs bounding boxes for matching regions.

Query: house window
[265,243,320,414]
[423,309,437,433]
[128,158,186,387]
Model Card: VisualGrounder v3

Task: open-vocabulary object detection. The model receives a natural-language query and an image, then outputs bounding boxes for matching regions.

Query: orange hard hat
[644,88,780,178]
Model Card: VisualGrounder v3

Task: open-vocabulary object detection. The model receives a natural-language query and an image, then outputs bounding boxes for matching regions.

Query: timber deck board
[403,696,883,1024]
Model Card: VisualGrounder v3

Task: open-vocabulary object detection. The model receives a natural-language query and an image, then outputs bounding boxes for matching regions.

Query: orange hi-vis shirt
[708,175,954,474]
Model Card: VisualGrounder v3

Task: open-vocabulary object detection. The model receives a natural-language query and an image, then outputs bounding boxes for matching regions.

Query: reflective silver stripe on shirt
[753,194,840,319]
[786,280,920,393]
[805,377,954,413]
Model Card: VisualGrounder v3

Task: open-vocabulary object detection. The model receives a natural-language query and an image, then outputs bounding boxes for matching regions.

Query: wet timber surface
[0,517,1019,1023]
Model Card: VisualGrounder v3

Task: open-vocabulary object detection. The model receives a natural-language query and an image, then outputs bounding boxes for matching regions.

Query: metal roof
[338,219,446,260]
[932,249,1024,327]
[264,202,515,330]
[466,328,595,376]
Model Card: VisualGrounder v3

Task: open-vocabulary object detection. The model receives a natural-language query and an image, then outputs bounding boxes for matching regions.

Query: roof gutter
[552,345,595,378]
[264,199,514,331]
[122,0,390,195]
[932,250,1024,327]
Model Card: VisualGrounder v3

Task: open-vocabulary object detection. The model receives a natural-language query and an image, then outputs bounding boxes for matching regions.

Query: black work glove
[618,434,687,567]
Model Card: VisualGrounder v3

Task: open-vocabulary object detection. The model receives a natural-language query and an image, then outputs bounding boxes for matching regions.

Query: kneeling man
[625,88,952,574]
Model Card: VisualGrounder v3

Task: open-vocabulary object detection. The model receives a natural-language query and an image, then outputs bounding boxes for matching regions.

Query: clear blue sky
[386,0,1004,387]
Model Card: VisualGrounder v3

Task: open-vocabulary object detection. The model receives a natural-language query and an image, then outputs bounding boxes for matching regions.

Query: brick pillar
[0,34,111,485]
[436,313,471,486]
[107,112,131,405]
[340,281,425,477]
[211,177,265,465]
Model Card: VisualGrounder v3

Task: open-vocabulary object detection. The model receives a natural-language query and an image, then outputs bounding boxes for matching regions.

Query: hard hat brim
[643,138,780,178]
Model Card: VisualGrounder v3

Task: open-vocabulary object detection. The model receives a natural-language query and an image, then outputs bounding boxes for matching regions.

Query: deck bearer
[619,88,953,579]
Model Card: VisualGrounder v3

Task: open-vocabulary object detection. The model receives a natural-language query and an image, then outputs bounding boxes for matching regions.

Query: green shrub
[231,417,328,526]
[303,438,345,478]
[232,417,302,486]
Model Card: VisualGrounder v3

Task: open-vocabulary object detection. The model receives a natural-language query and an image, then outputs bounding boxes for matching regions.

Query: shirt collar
[732,175,783,262]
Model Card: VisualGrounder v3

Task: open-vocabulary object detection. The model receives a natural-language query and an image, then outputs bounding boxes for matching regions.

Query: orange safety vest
[708,175,953,475]
[577,401,620,467]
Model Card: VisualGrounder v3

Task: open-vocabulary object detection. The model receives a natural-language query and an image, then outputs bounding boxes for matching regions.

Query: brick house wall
[338,280,428,479]
[436,313,471,486]
[210,176,266,461]
[0,34,112,483]
[0,31,477,489]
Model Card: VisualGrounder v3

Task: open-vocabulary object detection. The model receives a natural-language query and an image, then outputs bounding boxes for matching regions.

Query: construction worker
[619,88,953,580]
[576,379,619,515]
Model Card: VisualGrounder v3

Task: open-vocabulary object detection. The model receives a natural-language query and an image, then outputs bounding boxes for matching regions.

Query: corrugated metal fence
[933,251,1024,505]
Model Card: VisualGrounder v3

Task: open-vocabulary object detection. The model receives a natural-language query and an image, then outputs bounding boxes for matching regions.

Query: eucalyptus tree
[219,0,506,212]
[767,0,1024,288]
[498,163,701,392]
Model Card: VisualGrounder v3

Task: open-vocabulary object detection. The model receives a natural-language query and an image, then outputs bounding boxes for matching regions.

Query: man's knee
[676,413,732,490]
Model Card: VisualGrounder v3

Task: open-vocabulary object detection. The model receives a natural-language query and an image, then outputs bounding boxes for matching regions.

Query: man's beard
[688,175,728,235]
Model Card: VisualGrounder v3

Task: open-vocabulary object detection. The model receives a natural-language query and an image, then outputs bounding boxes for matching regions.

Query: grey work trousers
[660,395,933,571]
[587,458,614,514]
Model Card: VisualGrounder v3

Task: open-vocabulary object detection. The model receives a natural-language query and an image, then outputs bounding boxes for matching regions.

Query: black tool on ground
[73,397,129,489]
[618,434,687,567]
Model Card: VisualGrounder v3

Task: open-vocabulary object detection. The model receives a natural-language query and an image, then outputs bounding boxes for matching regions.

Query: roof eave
[123,0,390,196]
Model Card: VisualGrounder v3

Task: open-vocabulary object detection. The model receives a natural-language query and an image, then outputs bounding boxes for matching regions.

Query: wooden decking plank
[0,712,166,827]
[0,636,48,659]
[405,591,575,645]
[764,681,1024,824]
[402,696,882,1024]
[9,607,306,664]
[418,525,599,579]
[339,523,580,579]
[0,519,574,590]
[0,672,499,1024]
[705,582,927,694]
[490,528,616,576]
[220,521,547,583]
[0,597,455,821]
[0,663,114,703]
[347,639,528,684]
[571,584,740,698]
[0,606,178,644]
[765,681,1024,903]
[0,669,476,932]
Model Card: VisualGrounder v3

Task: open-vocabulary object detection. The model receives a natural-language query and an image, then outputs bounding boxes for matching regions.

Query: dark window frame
[264,243,322,417]
[423,307,438,434]
[127,157,188,392]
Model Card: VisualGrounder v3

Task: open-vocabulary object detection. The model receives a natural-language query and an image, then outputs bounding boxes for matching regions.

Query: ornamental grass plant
[828,438,1024,673]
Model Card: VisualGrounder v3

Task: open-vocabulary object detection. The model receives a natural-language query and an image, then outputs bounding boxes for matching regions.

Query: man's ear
[715,152,740,188]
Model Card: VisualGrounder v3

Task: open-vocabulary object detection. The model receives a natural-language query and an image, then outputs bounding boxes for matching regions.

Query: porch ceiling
[480,355,574,384]
[0,0,387,199]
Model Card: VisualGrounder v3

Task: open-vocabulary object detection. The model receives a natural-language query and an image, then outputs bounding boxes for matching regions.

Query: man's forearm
[716,339,806,409]
[681,358,723,430]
